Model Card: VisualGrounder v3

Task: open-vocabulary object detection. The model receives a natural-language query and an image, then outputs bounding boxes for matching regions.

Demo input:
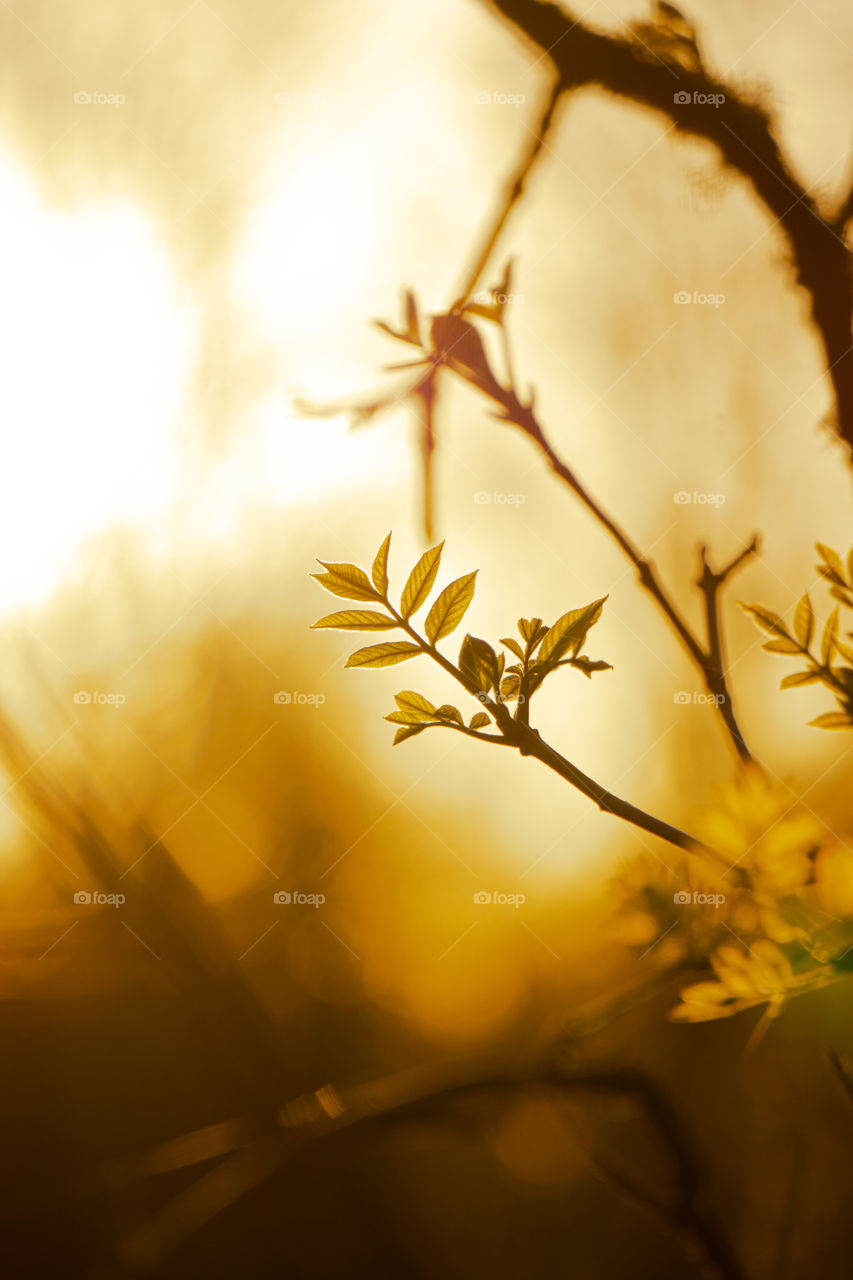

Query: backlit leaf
[740,603,791,639]
[500,637,525,661]
[393,724,431,745]
[459,634,499,692]
[816,543,845,585]
[809,711,853,730]
[763,636,802,655]
[518,618,542,644]
[346,642,422,669]
[539,597,608,667]
[312,561,379,602]
[435,705,464,725]
[793,595,814,649]
[469,712,491,730]
[564,656,613,677]
[394,690,437,720]
[312,610,396,631]
[372,533,392,595]
[401,542,444,619]
[822,607,840,666]
[780,671,823,689]
[425,571,477,643]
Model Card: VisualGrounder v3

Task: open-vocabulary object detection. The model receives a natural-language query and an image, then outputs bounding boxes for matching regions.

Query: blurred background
[1,0,853,1276]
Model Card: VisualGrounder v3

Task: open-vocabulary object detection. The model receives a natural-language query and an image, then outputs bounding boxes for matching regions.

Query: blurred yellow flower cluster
[611,765,853,1025]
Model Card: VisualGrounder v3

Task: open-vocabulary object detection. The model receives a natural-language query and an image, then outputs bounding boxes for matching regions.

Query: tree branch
[480,0,853,457]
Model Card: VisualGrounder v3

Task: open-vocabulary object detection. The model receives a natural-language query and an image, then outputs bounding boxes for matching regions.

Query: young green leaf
[312,610,396,631]
[346,642,422,669]
[763,636,802,655]
[809,711,853,730]
[780,671,823,689]
[459,634,500,692]
[393,723,431,745]
[564,656,613,678]
[435,705,464,725]
[816,544,846,586]
[401,542,444,619]
[821,606,840,666]
[500,637,525,661]
[372,533,392,595]
[539,597,608,667]
[312,561,380,602]
[518,618,542,644]
[793,595,814,650]
[424,571,477,643]
[500,673,522,701]
[469,712,491,730]
[394,690,437,720]
[740,603,792,641]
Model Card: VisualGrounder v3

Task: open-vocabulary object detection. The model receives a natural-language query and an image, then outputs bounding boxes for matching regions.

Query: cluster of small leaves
[311,534,612,746]
[740,543,853,730]
[612,765,851,1028]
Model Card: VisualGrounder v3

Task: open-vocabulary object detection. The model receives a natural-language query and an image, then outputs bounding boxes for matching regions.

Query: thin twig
[450,77,563,306]
[385,602,697,850]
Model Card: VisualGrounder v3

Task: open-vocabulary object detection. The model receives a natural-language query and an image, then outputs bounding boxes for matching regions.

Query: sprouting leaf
[435,705,464,725]
[816,543,846,586]
[500,673,522,701]
[401,542,444,619]
[469,712,491,730]
[405,288,421,345]
[780,671,823,689]
[393,724,431,745]
[372,533,392,595]
[387,690,439,725]
[830,584,853,608]
[346,642,422,669]
[518,618,543,644]
[312,610,396,631]
[763,636,803,655]
[425,572,477,643]
[312,561,380,602]
[809,711,853,730]
[394,690,437,720]
[740,603,792,641]
[459,634,500,693]
[793,595,814,650]
[564,656,613,678]
[500,637,525,661]
[822,606,840,666]
[539,597,608,667]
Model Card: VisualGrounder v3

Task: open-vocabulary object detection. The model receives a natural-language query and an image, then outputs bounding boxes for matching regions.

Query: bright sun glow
[0,161,196,610]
